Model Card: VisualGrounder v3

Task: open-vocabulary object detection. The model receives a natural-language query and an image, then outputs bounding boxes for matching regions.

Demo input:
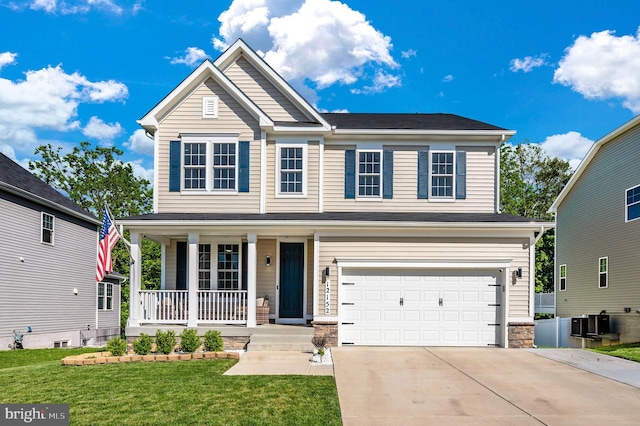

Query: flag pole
[103,202,131,248]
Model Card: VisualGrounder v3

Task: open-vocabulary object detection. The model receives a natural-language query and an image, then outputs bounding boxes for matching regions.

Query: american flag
[96,207,120,282]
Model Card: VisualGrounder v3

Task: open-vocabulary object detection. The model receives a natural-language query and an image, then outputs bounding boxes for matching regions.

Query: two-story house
[121,39,552,349]
[0,152,121,349]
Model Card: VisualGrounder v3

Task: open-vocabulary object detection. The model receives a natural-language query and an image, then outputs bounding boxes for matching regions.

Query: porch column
[128,232,142,326]
[247,233,257,327]
[187,233,199,327]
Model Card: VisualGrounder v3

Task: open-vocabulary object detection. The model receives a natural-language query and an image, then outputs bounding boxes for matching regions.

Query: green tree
[500,143,573,293]
[29,141,160,331]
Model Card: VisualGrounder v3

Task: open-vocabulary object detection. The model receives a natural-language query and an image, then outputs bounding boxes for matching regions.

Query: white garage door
[340,269,501,346]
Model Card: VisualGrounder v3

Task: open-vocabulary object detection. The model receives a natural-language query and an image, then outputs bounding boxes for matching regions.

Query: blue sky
[2,0,640,180]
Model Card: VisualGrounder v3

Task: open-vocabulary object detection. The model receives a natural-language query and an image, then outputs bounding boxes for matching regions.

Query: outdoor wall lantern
[324,266,330,276]
[266,256,271,266]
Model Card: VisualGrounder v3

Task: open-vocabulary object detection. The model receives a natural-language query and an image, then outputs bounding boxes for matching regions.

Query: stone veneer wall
[508,322,535,348]
[312,321,338,347]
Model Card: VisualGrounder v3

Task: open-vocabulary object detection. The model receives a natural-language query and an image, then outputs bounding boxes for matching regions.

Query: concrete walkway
[332,347,640,425]
[223,351,333,376]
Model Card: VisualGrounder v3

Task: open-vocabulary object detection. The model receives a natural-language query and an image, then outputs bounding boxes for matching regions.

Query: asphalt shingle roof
[320,113,507,131]
[0,152,96,221]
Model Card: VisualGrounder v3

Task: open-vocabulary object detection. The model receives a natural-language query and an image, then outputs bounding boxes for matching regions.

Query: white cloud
[166,47,209,67]
[0,52,18,70]
[128,159,154,184]
[554,28,640,113]
[212,0,399,95]
[509,54,548,73]
[17,0,125,14]
[539,131,593,170]
[82,116,123,140]
[442,74,454,82]
[0,63,128,151]
[124,129,154,156]
[401,49,417,59]
[30,0,56,12]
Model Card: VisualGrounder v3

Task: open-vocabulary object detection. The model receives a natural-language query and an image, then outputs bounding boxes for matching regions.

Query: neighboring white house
[550,114,640,347]
[120,39,553,349]
[0,152,121,349]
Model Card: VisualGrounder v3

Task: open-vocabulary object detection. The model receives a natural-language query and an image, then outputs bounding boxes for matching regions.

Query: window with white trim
[357,150,381,198]
[599,257,608,288]
[198,244,211,290]
[559,264,567,291]
[279,146,304,194]
[181,137,238,192]
[98,282,113,310]
[626,185,640,222]
[202,96,218,118]
[41,212,54,245]
[431,152,454,198]
[217,244,239,290]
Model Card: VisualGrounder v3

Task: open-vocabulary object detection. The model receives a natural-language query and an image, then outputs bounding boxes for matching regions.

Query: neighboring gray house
[550,114,640,347]
[0,152,121,349]
[121,39,553,349]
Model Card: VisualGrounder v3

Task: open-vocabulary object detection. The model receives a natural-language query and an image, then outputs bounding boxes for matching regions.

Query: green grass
[0,351,342,425]
[590,342,640,363]
[0,347,106,369]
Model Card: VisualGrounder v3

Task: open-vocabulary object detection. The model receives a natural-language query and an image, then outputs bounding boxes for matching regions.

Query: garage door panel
[341,269,501,346]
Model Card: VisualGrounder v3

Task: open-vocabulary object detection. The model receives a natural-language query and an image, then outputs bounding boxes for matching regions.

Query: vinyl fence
[534,317,572,348]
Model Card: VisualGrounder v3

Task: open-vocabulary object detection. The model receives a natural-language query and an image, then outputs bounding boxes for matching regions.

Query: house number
[324,279,331,314]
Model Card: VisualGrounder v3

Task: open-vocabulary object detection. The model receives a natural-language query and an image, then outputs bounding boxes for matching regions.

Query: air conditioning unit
[587,314,609,335]
[570,317,588,337]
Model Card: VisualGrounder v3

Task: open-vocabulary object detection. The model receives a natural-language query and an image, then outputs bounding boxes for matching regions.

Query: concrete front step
[247,331,316,352]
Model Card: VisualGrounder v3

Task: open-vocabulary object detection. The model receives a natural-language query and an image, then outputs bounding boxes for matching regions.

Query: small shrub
[132,333,153,355]
[311,336,326,349]
[155,330,177,355]
[203,330,223,352]
[179,329,200,353]
[106,337,127,357]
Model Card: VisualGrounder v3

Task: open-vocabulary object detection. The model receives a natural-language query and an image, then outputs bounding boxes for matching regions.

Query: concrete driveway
[332,347,640,425]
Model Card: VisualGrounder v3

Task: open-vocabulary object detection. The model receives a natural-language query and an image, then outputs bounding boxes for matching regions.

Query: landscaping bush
[203,330,223,352]
[132,333,153,355]
[155,330,177,355]
[106,337,127,357]
[179,329,200,353]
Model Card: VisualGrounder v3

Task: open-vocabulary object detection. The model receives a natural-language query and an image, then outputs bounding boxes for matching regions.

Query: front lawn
[0,350,341,425]
[0,347,106,369]
[591,342,640,363]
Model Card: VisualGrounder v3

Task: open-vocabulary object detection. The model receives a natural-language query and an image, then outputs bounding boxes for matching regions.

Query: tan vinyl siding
[256,239,277,316]
[556,124,640,317]
[164,241,178,291]
[223,57,311,122]
[317,237,530,318]
[156,78,261,213]
[0,194,98,339]
[266,141,320,212]
[323,145,496,213]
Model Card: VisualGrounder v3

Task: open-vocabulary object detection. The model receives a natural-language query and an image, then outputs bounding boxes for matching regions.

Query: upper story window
[213,143,236,190]
[41,212,54,245]
[184,143,206,189]
[599,257,608,288]
[626,184,640,222]
[178,137,239,193]
[431,152,454,198]
[202,96,218,118]
[358,150,381,198]
[559,264,567,291]
[279,146,305,195]
[98,282,113,310]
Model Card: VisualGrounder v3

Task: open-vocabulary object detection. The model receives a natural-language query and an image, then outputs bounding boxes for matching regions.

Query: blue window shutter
[176,241,187,290]
[344,150,356,199]
[383,150,393,199]
[169,141,181,192]
[456,150,466,199]
[239,141,250,193]
[417,150,429,199]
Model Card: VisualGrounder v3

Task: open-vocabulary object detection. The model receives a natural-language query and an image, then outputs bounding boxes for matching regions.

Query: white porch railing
[534,292,555,314]
[138,290,247,325]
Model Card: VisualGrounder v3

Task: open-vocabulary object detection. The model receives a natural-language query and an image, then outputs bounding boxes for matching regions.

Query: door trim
[275,238,308,324]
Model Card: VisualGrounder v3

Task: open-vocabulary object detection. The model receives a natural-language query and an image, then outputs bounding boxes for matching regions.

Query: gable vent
[202,96,218,118]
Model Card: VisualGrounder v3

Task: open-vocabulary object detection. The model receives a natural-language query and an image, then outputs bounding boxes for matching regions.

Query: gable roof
[550,114,640,213]
[0,152,98,224]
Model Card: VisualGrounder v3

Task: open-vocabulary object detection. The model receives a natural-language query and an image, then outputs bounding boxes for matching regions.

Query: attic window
[202,96,218,118]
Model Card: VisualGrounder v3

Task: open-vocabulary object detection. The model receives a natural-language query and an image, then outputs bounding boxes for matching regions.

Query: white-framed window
[181,136,238,193]
[197,243,240,290]
[559,264,567,291]
[599,257,608,288]
[626,184,640,222]
[430,151,454,198]
[202,96,218,118]
[98,282,113,310]
[41,212,54,245]
[277,144,306,196]
[357,150,382,198]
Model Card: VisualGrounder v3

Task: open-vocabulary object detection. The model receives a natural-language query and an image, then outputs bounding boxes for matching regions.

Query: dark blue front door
[279,243,304,318]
